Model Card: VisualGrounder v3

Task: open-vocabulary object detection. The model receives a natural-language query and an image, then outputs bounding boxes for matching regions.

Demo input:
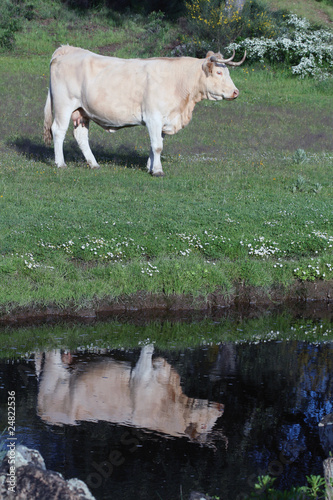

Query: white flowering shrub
[228,14,333,79]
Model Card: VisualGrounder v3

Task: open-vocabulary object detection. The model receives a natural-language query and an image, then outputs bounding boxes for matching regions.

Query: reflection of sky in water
[280,425,306,461]
[293,344,333,425]
[308,392,332,421]
[295,390,332,424]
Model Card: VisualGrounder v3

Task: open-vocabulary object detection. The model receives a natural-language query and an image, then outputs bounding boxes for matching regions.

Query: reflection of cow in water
[37,345,224,442]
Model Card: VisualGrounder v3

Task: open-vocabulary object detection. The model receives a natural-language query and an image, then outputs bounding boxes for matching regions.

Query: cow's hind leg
[51,109,72,168]
[72,109,100,169]
[146,120,165,177]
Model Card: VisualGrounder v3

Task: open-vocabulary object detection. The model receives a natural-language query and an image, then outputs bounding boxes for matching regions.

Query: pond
[0,311,332,499]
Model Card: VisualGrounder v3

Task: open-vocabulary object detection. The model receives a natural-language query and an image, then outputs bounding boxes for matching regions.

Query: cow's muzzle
[224,88,239,100]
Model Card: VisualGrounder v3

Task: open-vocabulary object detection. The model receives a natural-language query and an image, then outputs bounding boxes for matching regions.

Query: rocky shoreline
[0,446,95,500]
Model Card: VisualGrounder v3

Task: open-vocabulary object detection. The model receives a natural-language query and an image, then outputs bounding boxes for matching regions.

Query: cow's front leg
[147,148,164,177]
[146,122,165,177]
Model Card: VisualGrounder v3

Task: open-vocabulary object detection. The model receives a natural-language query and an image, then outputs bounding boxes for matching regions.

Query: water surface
[0,316,332,499]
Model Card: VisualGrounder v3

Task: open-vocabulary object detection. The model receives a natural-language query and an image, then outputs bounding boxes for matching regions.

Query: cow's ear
[205,51,214,58]
[203,59,214,76]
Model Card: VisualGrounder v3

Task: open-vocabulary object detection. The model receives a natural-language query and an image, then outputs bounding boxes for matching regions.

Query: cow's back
[50,46,112,81]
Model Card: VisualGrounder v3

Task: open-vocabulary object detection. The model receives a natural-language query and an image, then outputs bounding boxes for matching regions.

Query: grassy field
[263,0,333,26]
[0,3,332,317]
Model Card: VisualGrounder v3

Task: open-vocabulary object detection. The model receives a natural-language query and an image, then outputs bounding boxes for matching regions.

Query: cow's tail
[43,88,53,146]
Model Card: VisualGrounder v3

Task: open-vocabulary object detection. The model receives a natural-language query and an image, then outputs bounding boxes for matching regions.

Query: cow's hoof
[57,164,67,169]
[152,171,165,177]
[90,164,100,169]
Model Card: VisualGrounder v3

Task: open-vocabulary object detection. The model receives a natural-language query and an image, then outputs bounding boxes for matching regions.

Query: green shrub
[247,474,327,499]
[0,0,21,49]
[62,0,186,18]
[0,0,40,50]
[184,0,278,56]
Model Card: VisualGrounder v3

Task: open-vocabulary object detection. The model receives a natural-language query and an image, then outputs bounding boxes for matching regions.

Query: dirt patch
[0,281,332,326]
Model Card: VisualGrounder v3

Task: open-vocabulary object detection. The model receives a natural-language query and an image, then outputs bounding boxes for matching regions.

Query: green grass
[5,3,179,59]
[0,6,332,315]
[263,0,333,26]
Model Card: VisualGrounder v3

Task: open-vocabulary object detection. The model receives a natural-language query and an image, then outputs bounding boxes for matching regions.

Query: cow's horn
[212,50,236,64]
[221,50,247,67]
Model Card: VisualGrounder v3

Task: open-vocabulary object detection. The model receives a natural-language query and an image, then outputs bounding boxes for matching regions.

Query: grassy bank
[0,4,332,316]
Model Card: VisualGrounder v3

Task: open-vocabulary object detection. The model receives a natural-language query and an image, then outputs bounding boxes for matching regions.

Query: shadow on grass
[6,137,51,162]
[7,137,148,171]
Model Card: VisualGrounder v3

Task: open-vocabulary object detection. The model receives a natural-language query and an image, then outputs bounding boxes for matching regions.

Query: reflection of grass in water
[0,314,332,359]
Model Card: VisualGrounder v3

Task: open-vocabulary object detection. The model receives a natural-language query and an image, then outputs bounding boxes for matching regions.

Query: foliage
[292,149,308,165]
[62,0,186,18]
[0,0,22,50]
[247,474,327,499]
[293,262,332,281]
[228,14,333,79]
[184,0,278,56]
[138,11,177,56]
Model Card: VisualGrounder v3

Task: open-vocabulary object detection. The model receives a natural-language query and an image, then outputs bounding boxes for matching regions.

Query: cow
[43,45,245,176]
[37,345,224,443]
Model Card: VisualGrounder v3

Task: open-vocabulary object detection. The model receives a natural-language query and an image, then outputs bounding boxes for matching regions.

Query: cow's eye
[217,71,222,75]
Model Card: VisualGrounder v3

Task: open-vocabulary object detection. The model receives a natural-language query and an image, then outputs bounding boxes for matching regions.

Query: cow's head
[203,50,246,101]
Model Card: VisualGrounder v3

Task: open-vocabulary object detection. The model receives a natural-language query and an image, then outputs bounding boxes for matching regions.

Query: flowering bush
[227,14,333,79]
[184,0,277,56]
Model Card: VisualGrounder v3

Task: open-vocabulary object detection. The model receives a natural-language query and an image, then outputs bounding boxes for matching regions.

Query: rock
[319,413,333,456]
[9,446,46,470]
[0,445,95,500]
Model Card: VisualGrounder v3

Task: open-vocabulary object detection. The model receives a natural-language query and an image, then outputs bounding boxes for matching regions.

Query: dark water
[0,321,333,499]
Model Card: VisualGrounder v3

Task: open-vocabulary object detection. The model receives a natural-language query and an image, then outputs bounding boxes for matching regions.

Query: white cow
[37,346,224,442]
[43,46,245,175]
